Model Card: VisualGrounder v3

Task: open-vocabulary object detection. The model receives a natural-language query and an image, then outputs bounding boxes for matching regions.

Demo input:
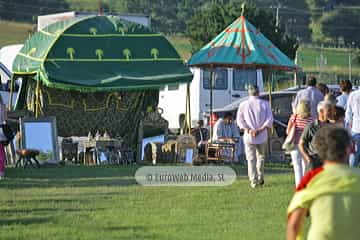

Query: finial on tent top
[241,2,246,17]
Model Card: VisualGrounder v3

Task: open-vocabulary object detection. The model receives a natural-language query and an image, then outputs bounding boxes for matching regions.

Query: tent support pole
[35,79,40,119]
[209,70,215,143]
[9,76,14,111]
[269,69,274,136]
[186,82,191,134]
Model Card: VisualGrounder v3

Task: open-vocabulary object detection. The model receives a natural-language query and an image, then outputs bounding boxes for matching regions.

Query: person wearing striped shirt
[286,100,314,186]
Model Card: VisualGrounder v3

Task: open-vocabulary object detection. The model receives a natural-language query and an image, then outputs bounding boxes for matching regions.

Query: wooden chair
[61,139,79,163]
[206,142,235,164]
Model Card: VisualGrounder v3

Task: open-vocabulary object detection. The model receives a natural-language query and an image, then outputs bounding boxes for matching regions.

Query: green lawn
[166,36,193,60]
[298,46,360,76]
[0,165,294,240]
[0,21,34,48]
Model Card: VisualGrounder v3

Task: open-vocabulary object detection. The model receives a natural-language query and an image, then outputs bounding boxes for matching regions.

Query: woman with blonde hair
[286,100,314,186]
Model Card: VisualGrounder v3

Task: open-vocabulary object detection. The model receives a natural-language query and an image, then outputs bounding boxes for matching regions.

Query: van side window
[233,69,257,91]
[203,69,228,90]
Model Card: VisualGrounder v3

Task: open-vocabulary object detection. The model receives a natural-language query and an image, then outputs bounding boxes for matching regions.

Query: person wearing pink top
[236,85,274,188]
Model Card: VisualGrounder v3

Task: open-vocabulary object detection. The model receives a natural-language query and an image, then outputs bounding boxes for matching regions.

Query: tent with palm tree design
[11,15,192,143]
[13,15,192,92]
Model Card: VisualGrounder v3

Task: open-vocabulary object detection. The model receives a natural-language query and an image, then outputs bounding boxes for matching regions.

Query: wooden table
[206,142,235,163]
[83,139,123,165]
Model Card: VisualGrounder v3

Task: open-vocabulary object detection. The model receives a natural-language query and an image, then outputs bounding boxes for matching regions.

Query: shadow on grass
[230,165,292,178]
[5,165,139,179]
[0,216,51,226]
[3,198,82,204]
[0,207,107,215]
[1,166,138,189]
[1,165,291,189]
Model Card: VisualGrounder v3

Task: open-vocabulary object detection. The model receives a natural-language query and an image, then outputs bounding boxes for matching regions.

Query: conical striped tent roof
[188,15,298,71]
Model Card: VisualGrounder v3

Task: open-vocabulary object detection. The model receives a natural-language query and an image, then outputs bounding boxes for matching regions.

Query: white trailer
[158,67,264,130]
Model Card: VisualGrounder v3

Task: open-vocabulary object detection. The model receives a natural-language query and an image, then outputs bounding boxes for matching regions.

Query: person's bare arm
[298,139,311,164]
[286,117,294,135]
[287,208,307,240]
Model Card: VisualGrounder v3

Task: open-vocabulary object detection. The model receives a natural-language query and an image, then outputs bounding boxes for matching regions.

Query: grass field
[166,36,193,60]
[0,165,294,240]
[298,46,360,76]
[0,21,34,48]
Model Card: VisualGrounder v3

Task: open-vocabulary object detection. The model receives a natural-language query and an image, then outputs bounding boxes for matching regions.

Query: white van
[158,67,264,130]
[0,44,23,107]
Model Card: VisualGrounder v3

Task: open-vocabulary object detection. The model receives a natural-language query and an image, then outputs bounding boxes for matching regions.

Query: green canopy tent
[188,13,299,140]
[11,15,192,145]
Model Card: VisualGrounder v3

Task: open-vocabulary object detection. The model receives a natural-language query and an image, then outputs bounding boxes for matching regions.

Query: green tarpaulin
[188,15,298,70]
[13,15,192,92]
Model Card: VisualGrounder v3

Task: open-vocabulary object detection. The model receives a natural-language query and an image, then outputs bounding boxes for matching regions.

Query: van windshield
[202,69,228,90]
[233,69,257,91]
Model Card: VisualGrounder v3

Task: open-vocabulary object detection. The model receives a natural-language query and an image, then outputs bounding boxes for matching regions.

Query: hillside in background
[1,0,359,81]
[0,21,34,47]
[0,0,359,46]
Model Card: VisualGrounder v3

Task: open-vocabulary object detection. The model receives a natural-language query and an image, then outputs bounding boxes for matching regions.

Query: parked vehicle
[206,84,353,138]
[0,44,23,107]
[0,62,19,107]
[158,67,264,130]
[0,44,23,74]
[207,90,297,137]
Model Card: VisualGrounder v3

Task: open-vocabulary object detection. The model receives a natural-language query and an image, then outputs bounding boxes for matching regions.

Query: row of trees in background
[0,0,359,47]
[306,0,360,46]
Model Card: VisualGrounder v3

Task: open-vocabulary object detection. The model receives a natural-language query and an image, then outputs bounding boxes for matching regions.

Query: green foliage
[186,2,299,59]
[306,0,360,46]
[0,0,69,22]
[320,8,360,46]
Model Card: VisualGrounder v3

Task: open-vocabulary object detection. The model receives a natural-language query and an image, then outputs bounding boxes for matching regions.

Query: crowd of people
[233,76,360,240]
[285,77,360,240]
[192,77,359,187]
[191,77,360,239]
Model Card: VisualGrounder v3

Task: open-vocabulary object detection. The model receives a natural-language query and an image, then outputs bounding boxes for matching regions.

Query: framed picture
[20,117,59,162]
